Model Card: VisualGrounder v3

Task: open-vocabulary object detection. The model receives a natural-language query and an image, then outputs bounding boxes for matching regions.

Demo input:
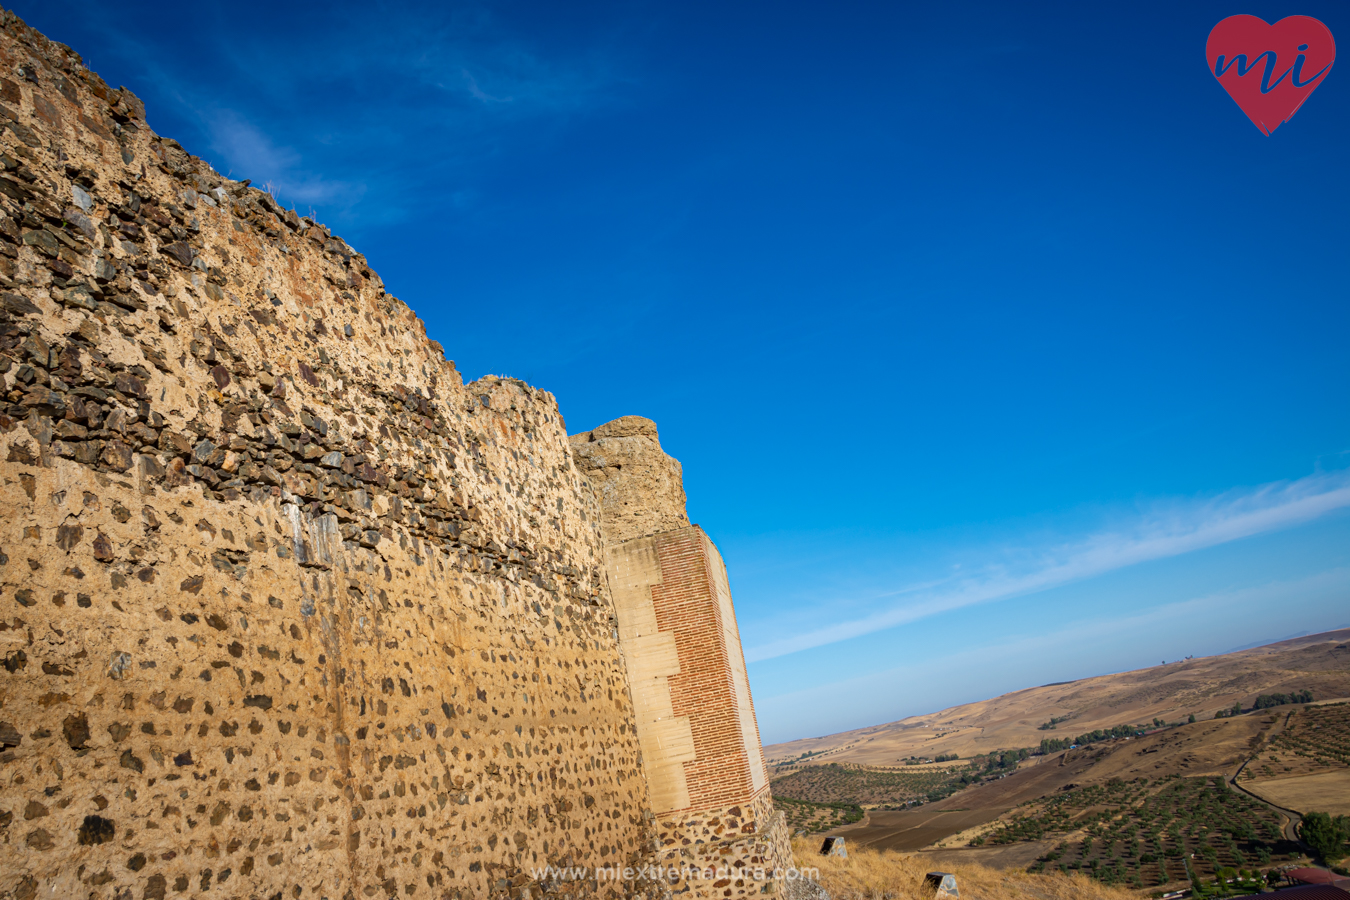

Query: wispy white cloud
[754,567,1350,744]
[439,45,617,112]
[462,69,512,103]
[201,110,366,212]
[47,0,631,229]
[745,469,1350,662]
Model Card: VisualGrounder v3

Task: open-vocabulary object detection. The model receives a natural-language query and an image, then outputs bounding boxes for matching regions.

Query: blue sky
[24,0,1350,744]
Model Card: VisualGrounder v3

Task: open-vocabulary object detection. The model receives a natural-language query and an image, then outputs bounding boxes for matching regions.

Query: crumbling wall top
[570,415,689,544]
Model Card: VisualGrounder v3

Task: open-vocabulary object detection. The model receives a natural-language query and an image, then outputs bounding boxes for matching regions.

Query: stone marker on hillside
[925,872,960,898]
[820,836,847,857]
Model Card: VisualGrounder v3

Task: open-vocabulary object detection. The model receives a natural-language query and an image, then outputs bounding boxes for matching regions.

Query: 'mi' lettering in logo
[1206,15,1335,135]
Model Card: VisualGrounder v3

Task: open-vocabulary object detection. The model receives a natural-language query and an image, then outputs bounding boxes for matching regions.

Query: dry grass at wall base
[793,837,1137,900]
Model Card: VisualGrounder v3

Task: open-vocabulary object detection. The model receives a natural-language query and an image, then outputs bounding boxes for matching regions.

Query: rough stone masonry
[572,419,792,898]
[0,8,791,900]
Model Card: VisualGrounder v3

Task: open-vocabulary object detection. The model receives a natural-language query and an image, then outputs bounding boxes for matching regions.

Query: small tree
[1302,812,1350,863]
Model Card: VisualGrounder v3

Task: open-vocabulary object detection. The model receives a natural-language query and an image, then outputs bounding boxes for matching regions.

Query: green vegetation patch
[772,751,1033,808]
[1039,723,1152,754]
[1253,689,1314,710]
[771,762,966,806]
[1301,811,1350,864]
[1262,702,1350,771]
[774,797,865,834]
[977,776,1299,891]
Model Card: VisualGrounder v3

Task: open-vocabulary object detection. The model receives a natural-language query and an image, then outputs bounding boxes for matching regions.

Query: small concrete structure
[924,872,959,898]
[820,837,847,857]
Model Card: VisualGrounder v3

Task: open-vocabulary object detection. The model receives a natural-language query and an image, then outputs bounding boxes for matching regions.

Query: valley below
[768,629,1350,891]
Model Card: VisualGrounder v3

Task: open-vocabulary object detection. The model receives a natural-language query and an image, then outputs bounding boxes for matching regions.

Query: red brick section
[650,528,758,812]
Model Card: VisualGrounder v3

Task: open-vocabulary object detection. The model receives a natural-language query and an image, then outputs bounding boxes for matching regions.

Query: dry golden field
[794,836,1138,900]
[1245,770,1350,816]
[771,630,1350,893]
[822,713,1278,851]
[1241,700,1350,815]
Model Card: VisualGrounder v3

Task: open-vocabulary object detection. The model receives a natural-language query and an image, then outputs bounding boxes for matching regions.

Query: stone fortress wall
[0,8,789,900]
[0,10,658,899]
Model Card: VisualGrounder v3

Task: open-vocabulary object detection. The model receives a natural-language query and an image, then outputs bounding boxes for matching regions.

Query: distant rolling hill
[765,629,1350,766]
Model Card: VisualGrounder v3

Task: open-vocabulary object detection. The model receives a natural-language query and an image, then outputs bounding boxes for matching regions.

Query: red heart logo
[1206,15,1336,135]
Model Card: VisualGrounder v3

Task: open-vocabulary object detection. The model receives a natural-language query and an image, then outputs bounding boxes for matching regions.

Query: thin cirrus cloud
[745,468,1350,663]
[46,0,627,223]
[752,567,1350,744]
[199,110,366,212]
